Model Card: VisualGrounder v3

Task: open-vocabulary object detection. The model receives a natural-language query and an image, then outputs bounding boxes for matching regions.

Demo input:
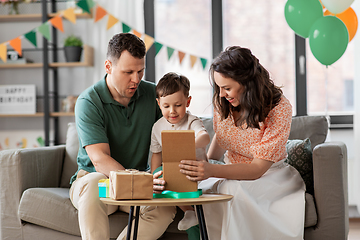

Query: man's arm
[85,143,125,177]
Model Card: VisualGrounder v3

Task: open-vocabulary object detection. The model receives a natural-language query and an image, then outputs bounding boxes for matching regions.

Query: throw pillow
[285,138,314,195]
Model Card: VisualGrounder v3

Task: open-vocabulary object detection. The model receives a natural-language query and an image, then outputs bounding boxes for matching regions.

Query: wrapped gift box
[109,169,153,200]
[161,130,198,192]
[98,179,109,198]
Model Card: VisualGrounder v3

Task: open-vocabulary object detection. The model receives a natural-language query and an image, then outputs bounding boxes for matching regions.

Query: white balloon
[321,0,355,14]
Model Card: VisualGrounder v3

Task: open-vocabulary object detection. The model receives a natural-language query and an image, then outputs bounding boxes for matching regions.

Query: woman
[179,46,305,239]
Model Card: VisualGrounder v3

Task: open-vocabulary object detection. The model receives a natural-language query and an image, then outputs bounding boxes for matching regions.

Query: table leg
[195,205,209,240]
[126,206,134,240]
[132,206,141,240]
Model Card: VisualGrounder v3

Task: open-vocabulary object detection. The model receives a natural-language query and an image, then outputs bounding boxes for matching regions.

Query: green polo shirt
[70,75,162,184]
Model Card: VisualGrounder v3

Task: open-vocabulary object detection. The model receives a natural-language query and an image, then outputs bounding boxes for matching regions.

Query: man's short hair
[107,33,146,63]
[156,72,190,98]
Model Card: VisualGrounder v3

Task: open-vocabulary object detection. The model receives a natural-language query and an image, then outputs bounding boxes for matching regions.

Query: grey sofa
[0,116,348,240]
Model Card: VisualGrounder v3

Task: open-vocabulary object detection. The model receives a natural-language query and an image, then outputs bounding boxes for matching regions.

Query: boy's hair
[106,33,146,64]
[156,72,190,98]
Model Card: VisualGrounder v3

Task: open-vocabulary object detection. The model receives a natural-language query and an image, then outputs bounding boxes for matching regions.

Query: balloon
[284,0,323,38]
[324,8,358,42]
[321,0,354,14]
[309,16,349,66]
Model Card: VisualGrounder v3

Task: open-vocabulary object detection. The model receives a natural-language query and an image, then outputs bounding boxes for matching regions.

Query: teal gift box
[98,179,109,198]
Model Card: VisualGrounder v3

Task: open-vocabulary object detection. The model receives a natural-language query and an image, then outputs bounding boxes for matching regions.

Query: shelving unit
[0,0,93,146]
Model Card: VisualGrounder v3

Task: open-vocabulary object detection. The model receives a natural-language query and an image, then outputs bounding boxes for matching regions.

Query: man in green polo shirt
[69,33,176,240]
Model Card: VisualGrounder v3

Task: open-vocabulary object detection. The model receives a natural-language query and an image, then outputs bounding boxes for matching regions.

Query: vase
[8,2,19,15]
[64,46,83,62]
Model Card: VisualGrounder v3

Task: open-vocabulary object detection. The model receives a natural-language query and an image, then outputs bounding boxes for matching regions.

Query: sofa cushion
[60,123,80,188]
[18,188,81,236]
[285,138,314,195]
[289,116,328,150]
[304,193,317,227]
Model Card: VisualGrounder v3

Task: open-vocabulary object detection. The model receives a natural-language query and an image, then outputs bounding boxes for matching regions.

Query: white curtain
[353,0,360,212]
[84,0,145,84]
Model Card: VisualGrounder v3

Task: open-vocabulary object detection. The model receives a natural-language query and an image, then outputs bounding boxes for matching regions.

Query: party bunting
[77,0,91,14]
[133,30,142,38]
[178,51,185,64]
[190,55,197,68]
[24,31,37,47]
[9,37,22,56]
[38,23,51,41]
[154,42,163,56]
[0,43,7,63]
[0,2,210,71]
[94,5,107,22]
[107,14,119,30]
[122,23,131,33]
[49,15,64,32]
[62,8,76,24]
[144,34,154,52]
[167,47,175,60]
[200,58,207,70]
[86,0,96,9]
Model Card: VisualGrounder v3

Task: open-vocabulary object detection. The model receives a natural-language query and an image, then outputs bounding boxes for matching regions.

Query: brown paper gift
[161,130,198,192]
[109,169,153,200]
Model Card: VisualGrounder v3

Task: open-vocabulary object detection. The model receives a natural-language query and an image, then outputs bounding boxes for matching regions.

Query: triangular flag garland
[0,43,7,63]
[24,31,37,47]
[94,5,107,23]
[154,42,163,56]
[63,8,76,24]
[0,1,209,70]
[9,37,22,57]
[77,0,91,14]
[144,34,155,52]
[49,15,64,32]
[122,23,131,33]
[167,47,175,60]
[178,51,186,64]
[38,23,51,41]
[106,14,119,30]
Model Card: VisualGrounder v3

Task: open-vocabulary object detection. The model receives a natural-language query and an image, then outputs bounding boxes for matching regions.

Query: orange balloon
[324,8,358,42]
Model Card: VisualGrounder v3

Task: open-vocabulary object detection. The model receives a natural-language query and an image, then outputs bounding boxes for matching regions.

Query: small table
[101,193,233,240]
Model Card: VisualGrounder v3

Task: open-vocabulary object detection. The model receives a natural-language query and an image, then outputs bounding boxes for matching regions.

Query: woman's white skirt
[198,160,306,240]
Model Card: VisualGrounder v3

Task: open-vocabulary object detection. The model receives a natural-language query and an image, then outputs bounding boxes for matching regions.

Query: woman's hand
[179,160,212,181]
[153,170,165,193]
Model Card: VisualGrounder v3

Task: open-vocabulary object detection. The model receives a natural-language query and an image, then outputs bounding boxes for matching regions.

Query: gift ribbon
[153,189,202,199]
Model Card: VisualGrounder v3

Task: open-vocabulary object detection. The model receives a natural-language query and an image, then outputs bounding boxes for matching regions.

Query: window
[154,0,213,117]
[223,0,296,114]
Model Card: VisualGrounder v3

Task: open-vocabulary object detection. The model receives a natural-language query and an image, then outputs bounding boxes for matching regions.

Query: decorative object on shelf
[0,50,33,64]
[61,95,77,112]
[0,84,36,114]
[1,0,32,15]
[63,35,83,62]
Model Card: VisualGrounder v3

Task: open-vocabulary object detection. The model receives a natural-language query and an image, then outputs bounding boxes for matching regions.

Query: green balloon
[284,0,323,38]
[309,16,349,66]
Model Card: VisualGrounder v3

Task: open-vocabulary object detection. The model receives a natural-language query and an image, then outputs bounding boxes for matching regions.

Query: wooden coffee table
[101,193,233,240]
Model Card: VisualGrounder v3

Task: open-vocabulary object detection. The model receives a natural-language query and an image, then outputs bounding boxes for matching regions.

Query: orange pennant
[94,5,107,22]
[9,37,22,57]
[144,34,154,52]
[178,51,185,64]
[133,29,142,38]
[50,15,64,32]
[0,43,7,63]
[62,8,76,24]
[107,14,119,30]
[190,55,197,68]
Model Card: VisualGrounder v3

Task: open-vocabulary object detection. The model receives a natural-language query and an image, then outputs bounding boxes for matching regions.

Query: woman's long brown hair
[211,46,283,129]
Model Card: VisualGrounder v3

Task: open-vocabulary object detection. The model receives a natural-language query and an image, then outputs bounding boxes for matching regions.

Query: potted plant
[63,35,83,62]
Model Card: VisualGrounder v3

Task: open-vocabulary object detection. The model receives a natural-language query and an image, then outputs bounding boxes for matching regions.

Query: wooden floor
[349,219,360,240]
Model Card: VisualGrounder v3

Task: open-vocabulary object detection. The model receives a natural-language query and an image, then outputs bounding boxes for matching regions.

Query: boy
[150,72,210,239]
